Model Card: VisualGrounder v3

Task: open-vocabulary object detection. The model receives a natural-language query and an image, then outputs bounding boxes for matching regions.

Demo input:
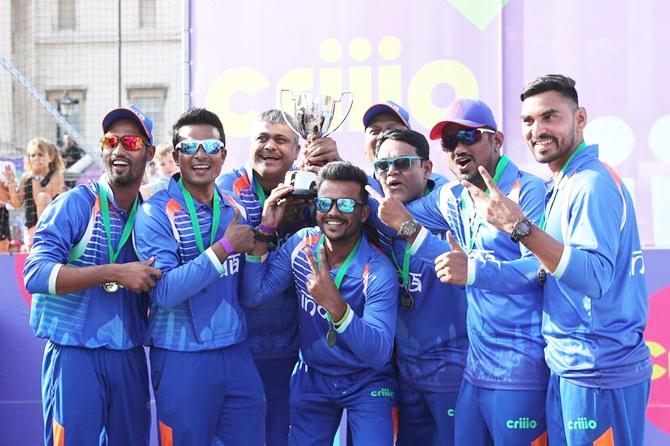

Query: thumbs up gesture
[434,231,468,285]
[221,207,256,253]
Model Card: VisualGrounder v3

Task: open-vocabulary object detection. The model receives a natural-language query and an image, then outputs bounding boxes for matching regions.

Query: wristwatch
[510,217,533,242]
[397,219,421,239]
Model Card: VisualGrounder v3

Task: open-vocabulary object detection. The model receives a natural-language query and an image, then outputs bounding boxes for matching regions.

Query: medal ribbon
[538,142,586,230]
[460,155,510,253]
[98,182,139,264]
[253,174,267,207]
[178,178,221,254]
[315,234,361,290]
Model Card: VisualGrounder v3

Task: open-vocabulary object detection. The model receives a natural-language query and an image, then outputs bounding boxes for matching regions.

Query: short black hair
[375,129,430,159]
[257,109,300,146]
[520,74,579,106]
[316,161,369,202]
[171,107,225,148]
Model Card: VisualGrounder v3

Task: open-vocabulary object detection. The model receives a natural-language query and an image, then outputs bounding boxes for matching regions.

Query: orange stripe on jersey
[602,163,622,186]
[392,406,399,442]
[508,179,521,204]
[232,175,251,195]
[93,194,101,214]
[159,420,174,446]
[593,427,615,446]
[302,235,320,248]
[52,419,64,446]
[530,431,547,446]
[165,198,181,218]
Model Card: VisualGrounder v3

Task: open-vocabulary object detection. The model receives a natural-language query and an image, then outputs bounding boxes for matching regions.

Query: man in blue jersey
[241,161,399,446]
[363,100,412,163]
[24,104,162,445]
[405,99,549,445]
[216,109,341,446]
[134,108,265,445]
[364,129,468,446]
[464,75,652,446]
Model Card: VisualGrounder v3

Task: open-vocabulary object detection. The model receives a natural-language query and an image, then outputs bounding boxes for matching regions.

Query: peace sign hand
[365,185,412,233]
[462,166,525,234]
[303,244,347,320]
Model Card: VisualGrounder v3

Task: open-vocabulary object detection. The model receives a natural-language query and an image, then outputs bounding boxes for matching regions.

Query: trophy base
[290,188,317,198]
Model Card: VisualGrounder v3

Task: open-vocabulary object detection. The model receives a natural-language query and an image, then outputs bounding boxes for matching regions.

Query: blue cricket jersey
[541,144,651,388]
[241,228,398,375]
[24,179,149,349]
[216,165,302,360]
[367,179,468,393]
[407,157,549,390]
[134,174,248,352]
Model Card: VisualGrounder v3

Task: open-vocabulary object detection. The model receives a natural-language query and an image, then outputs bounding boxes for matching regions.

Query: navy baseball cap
[429,99,497,140]
[363,100,411,129]
[102,104,154,145]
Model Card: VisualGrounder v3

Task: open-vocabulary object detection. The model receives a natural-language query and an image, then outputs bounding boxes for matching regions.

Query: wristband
[218,236,236,255]
[253,229,277,244]
[257,223,277,235]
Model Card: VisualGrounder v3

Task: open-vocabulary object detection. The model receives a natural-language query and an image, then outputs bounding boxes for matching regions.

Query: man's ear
[422,159,433,180]
[493,131,504,155]
[575,107,587,133]
[145,145,156,162]
[360,204,370,224]
[172,148,179,166]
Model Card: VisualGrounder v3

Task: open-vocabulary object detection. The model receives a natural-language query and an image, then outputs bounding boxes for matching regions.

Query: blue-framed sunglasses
[175,139,225,155]
[441,128,495,152]
[373,155,424,175]
[315,197,363,214]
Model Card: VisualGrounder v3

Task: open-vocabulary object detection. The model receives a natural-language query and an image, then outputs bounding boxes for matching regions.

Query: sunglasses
[441,128,495,152]
[373,155,424,175]
[175,139,225,155]
[101,134,147,151]
[315,197,363,214]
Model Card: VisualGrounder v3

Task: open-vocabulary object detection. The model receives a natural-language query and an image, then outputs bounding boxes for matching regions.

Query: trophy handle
[322,91,354,138]
[279,89,306,139]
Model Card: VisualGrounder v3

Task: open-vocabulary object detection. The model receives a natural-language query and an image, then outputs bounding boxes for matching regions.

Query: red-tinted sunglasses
[101,134,147,151]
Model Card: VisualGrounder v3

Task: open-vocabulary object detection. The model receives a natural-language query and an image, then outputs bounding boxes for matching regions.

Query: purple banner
[190,0,670,249]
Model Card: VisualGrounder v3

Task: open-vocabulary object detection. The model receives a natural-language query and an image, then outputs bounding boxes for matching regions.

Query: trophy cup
[280,90,354,197]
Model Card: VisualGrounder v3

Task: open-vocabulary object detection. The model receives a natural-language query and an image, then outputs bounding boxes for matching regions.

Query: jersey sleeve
[552,172,621,298]
[239,234,297,308]
[335,258,399,369]
[134,199,224,309]
[24,189,92,295]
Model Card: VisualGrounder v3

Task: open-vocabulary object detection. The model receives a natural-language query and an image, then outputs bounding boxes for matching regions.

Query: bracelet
[253,229,277,244]
[257,223,277,235]
[333,305,351,328]
[218,236,236,255]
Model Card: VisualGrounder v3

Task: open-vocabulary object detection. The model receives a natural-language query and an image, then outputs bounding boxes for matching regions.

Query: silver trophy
[280,90,354,197]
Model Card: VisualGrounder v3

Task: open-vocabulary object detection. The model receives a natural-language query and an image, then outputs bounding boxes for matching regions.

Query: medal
[98,183,139,293]
[400,287,414,310]
[536,267,547,286]
[102,281,119,293]
[326,328,337,347]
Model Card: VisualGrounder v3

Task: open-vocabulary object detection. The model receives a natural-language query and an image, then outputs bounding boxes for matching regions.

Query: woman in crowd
[4,137,65,250]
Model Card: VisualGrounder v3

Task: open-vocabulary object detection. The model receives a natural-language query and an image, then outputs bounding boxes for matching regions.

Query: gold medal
[102,282,120,293]
[326,328,337,347]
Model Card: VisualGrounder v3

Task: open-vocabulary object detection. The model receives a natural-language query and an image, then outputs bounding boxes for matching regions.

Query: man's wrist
[218,236,236,255]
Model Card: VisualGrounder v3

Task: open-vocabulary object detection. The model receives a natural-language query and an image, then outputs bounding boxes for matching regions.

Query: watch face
[399,220,419,238]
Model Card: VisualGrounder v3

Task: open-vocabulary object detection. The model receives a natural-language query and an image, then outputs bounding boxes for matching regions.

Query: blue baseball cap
[102,104,154,145]
[363,100,411,129]
[429,99,497,140]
